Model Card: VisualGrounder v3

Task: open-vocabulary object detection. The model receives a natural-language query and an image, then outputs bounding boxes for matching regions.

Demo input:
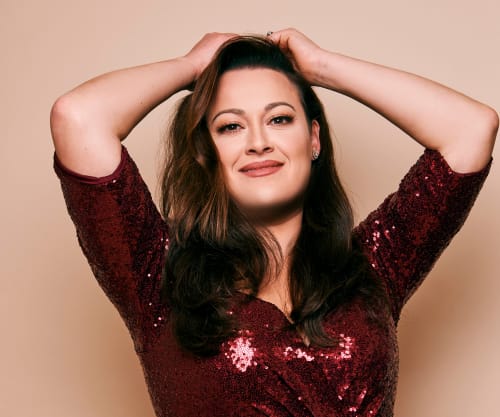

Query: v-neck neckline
[237,292,312,346]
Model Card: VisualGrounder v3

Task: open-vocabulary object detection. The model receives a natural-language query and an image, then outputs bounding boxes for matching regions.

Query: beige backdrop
[2,0,499,416]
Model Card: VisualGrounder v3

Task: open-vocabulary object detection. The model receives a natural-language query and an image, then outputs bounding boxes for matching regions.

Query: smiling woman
[51,29,497,416]
[160,38,364,359]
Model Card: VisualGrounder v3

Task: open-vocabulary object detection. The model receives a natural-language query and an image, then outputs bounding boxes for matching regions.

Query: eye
[217,123,242,134]
[270,115,293,125]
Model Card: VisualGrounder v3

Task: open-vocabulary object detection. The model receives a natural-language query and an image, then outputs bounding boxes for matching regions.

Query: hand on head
[183,32,237,81]
[266,28,324,86]
[184,29,324,87]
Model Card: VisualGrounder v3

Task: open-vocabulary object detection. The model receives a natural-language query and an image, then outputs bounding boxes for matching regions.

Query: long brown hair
[160,36,385,355]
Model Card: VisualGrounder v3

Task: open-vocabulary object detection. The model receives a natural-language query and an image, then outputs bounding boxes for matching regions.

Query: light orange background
[2,1,499,416]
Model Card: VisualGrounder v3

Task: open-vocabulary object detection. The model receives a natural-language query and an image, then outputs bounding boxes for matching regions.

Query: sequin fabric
[54,147,491,417]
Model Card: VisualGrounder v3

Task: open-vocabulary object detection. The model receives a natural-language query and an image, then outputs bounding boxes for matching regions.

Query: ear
[310,119,320,155]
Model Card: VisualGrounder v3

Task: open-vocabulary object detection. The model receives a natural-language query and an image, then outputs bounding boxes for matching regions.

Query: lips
[239,160,284,177]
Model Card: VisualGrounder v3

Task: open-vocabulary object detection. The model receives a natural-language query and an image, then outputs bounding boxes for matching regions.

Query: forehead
[208,68,303,115]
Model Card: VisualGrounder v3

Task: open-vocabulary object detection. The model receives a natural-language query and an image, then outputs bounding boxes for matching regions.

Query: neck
[254,209,303,318]
[257,208,303,258]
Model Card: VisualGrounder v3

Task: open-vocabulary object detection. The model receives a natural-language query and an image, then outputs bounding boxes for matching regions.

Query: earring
[312,149,320,160]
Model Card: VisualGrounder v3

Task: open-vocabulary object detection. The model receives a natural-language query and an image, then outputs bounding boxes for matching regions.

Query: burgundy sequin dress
[55,148,490,417]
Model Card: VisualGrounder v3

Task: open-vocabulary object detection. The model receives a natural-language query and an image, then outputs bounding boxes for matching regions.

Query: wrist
[311,50,344,91]
[174,56,199,87]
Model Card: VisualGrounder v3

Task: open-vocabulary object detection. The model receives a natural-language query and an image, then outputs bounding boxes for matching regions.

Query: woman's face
[207,68,320,223]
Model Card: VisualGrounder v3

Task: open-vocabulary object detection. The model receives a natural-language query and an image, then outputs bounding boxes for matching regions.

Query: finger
[266,30,290,54]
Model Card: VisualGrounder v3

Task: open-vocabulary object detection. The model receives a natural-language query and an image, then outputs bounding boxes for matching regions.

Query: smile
[239,160,284,177]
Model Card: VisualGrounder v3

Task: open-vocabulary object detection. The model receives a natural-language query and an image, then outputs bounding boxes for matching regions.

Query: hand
[183,32,237,80]
[267,28,326,86]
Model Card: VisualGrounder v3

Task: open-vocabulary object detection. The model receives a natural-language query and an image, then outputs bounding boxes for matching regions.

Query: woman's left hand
[267,28,326,86]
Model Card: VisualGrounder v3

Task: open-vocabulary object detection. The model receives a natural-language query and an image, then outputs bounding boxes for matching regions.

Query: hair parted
[160,35,386,356]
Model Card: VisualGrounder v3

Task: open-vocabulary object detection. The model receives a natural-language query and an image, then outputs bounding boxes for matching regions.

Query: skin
[207,68,320,231]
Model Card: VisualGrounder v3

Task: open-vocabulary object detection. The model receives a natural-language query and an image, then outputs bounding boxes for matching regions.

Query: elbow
[442,104,498,173]
[466,104,497,171]
[50,93,86,149]
[476,104,498,156]
[466,103,498,152]
[485,105,499,145]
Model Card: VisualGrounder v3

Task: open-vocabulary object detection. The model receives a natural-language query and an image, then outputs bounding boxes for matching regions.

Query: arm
[269,29,498,172]
[353,150,491,321]
[50,33,234,176]
[51,33,234,342]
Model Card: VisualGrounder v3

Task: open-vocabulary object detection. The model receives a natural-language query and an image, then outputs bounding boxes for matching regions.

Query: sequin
[224,331,258,372]
[338,334,354,359]
[55,147,491,416]
[283,346,315,362]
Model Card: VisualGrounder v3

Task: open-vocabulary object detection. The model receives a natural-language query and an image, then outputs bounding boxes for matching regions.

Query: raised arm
[50,33,234,177]
[268,29,498,172]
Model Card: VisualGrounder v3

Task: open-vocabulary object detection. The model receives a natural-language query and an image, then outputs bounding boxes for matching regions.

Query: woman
[51,29,497,416]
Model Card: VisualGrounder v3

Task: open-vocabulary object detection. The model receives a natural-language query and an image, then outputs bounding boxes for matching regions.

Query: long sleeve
[54,146,169,350]
[353,149,491,322]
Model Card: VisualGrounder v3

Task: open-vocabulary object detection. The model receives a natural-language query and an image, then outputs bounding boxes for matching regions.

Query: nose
[245,126,273,155]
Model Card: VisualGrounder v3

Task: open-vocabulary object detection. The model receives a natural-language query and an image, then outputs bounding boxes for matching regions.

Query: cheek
[213,139,236,165]
[214,144,241,191]
[216,149,238,176]
[282,129,313,160]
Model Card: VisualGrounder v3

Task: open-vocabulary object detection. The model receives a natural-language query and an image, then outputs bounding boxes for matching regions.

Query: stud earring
[312,149,320,160]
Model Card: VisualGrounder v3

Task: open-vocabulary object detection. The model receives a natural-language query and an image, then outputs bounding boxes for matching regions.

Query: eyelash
[216,115,294,134]
[217,123,241,134]
[270,115,293,125]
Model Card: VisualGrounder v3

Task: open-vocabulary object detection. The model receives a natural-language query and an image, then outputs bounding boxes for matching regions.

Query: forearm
[50,57,196,175]
[314,51,498,172]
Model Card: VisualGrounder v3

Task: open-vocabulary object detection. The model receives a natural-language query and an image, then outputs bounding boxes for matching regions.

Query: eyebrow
[210,101,296,124]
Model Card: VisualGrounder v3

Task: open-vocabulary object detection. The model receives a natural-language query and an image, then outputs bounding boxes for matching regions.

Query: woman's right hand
[183,32,237,81]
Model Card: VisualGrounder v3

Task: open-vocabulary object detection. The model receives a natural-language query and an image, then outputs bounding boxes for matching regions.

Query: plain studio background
[2,0,499,416]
